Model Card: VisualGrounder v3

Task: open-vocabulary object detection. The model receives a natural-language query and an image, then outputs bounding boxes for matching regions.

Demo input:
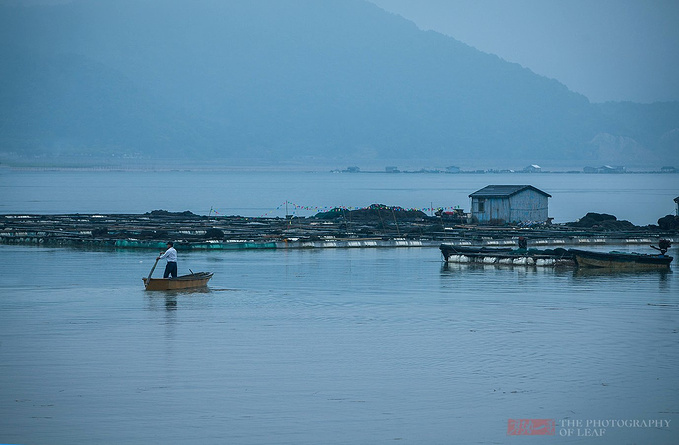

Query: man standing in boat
[158,242,178,278]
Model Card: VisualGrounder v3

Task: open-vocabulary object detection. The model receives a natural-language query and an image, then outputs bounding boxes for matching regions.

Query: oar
[146,257,160,285]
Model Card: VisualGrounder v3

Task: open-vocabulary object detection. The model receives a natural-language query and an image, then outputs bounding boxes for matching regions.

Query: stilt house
[469,185,550,224]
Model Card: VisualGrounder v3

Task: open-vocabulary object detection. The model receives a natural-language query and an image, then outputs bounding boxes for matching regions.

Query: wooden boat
[143,271,213,291]
[439,243,575,267]
[142,258,213,290]
[569,249,673,270]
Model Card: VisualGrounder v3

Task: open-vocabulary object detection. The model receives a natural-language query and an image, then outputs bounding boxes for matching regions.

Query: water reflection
[146,294,177,312]
[440,260,672,280]
[164,297,178,310]
[572,267,671,279]
[439,261,572,276]
[144,288,212,309]
[571,266,673,297]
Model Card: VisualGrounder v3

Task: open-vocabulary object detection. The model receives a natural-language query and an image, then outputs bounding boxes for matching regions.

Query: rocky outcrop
[658,214,679,231]
[566,212,636,230]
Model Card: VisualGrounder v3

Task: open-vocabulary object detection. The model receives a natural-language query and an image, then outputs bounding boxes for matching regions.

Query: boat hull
[143,272,213,291]
[439,244,575,267]
[569,249,673,270]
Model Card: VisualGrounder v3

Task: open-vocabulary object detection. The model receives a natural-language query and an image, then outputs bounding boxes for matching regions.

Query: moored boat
[143,272,214,291]
[439,243,575,267]
[568,249,673,270]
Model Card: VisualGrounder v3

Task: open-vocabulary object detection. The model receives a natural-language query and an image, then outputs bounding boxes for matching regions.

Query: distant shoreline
[1,165,677,174]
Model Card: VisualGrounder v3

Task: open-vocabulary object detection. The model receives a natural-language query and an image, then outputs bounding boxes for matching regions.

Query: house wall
[508,189,549,223]
[471,197,510,223]
[471,189,548,224]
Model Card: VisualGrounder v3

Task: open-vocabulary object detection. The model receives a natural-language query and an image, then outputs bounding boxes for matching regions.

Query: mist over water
[1,170,677,225]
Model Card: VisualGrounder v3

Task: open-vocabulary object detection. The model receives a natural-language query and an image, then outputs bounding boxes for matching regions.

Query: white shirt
[160,247,177,262]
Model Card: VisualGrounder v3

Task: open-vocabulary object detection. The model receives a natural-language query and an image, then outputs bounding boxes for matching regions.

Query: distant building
[675,196,679,216]
[604,165,625,173]
[445,166,461,173]
[344,166,360,173]
[385,166,400,173]
[523,164,542,173]
[469,185,551,224]
[584,165,626,173]
[661,166,676,173]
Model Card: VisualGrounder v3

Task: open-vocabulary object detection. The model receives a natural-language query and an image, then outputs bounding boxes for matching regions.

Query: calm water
[1,244,678,444]
[0,169,677,224]
[1,170,679,444]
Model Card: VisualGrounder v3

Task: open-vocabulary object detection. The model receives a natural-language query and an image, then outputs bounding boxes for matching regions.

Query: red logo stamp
[507,419,556,435]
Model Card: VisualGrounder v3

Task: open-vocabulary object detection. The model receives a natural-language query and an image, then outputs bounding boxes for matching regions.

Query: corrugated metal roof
[469,185,551,198]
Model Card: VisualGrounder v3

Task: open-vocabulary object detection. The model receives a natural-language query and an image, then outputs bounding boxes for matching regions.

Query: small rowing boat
[143,271,213,291]
[143,257,213,290]
[569,249,673,270]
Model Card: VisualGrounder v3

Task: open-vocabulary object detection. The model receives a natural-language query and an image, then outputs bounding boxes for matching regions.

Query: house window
[478,199,485,212]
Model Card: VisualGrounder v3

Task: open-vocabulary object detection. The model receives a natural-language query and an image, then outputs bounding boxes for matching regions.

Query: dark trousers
[163,262,178,278]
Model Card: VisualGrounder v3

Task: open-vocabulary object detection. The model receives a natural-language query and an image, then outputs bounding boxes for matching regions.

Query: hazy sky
[5,0,677,103]
[369,0,679,103]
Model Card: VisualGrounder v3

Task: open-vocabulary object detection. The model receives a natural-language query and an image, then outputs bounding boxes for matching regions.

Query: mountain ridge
[1,0,677,167]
